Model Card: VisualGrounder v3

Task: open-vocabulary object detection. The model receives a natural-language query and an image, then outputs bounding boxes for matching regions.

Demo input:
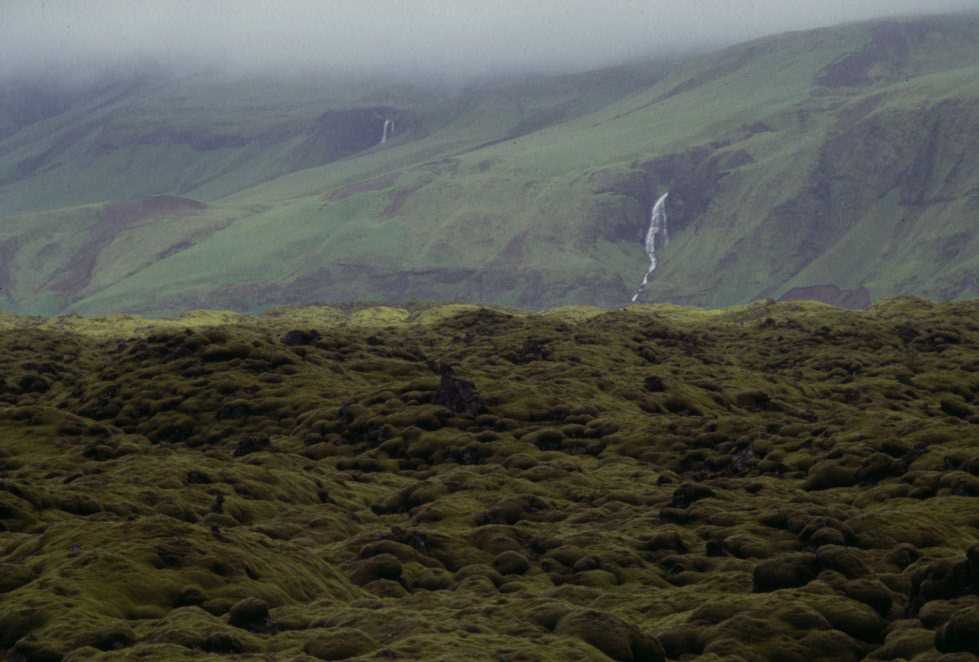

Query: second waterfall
[380,119,395,145]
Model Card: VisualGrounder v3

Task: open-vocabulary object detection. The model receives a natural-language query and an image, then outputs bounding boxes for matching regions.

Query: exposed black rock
[432,364,485,417]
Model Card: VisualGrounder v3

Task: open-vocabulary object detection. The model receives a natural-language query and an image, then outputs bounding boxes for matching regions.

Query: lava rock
[18,375,50,394]
[844,579,894,616]
[815,597,886,643]
[856,453,904,483]
[10,638,63,662]
[642,530,689,554]
[936,607,979,653]
[90,624,135,651]
[493,551,530,575]
[735,390,778,411]
[804,461,858,491]
[432,364,485,417]
[908,549,979,615]
[816,546,870,579]
[185,469,212,485]
[555,609,665,661]
[304,628,378,660]
[228,597,270,631]
[233,435,271,457]
[643,375,667,392]
[204,632,244,654]
[752,554,819,592]
[670,483,715,509]
[281,329,321,346]
[351,554,403,586]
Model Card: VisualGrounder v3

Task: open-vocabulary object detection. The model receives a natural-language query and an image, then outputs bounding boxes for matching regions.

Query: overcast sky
[2,1,977,80]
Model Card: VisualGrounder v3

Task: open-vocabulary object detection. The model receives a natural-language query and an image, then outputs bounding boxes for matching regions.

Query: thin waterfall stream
[380,119,394,145]
[631,192,669,303]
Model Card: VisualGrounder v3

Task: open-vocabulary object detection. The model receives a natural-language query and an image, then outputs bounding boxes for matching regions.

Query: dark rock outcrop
[432,364,485,417]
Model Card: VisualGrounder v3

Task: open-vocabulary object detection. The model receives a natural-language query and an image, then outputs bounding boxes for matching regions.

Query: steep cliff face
[633,18,979,307]
[738,97,979,304]
[815,17,978,88]
[292,107,410,170]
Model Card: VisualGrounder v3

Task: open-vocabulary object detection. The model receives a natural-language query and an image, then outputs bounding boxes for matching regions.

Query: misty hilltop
[1,12,979,314]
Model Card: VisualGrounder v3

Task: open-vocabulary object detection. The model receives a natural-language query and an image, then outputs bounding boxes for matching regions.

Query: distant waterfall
[380,119,394,145]
[631,192,669,303]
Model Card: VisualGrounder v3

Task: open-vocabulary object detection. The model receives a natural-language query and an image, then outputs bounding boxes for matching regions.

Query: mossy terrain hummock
[1,299,978,660]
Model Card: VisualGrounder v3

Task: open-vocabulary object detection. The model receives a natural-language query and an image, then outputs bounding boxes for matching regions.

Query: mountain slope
[1,14,978,314]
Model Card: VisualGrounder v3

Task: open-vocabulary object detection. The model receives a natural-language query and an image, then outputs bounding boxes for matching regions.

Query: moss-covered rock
[936,607,979,654]
[493,551,530,575]
[804,461,858,491]
[753,554,819,592]
[228,597,271,631]
[555,609,665,661]
[304,628,378,660]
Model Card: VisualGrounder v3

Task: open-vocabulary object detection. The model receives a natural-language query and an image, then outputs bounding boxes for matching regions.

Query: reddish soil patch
[816,21,930,88]
[382,182,428,219]
[48,196,206,297]
[102,196,206,229]
[322,174,398,203]
[321,170,426,218]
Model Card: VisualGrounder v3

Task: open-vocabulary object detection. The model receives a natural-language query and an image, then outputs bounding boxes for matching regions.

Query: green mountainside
[1,14,978,315]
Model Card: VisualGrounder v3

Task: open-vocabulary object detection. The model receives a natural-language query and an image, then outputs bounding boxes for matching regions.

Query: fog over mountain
[3,0,977,80]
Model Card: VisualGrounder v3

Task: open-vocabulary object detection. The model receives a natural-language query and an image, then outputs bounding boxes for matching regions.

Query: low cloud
[2,0,976,80]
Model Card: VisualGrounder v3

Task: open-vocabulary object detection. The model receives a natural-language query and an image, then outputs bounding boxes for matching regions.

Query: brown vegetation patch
[781,285,872,310]
[382,181,428,218]
[46,195,206,297]
[322,174,398,203]
[816,21,931,88]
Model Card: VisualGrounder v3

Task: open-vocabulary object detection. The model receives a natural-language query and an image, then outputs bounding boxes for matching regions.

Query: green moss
[0,301,978,659]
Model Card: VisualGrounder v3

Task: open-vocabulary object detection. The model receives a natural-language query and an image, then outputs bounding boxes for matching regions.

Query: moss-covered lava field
[1,299,979,661]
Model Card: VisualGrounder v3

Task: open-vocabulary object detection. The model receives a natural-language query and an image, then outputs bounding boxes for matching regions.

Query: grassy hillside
[1,299,978,660]
[1,14,978,314]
